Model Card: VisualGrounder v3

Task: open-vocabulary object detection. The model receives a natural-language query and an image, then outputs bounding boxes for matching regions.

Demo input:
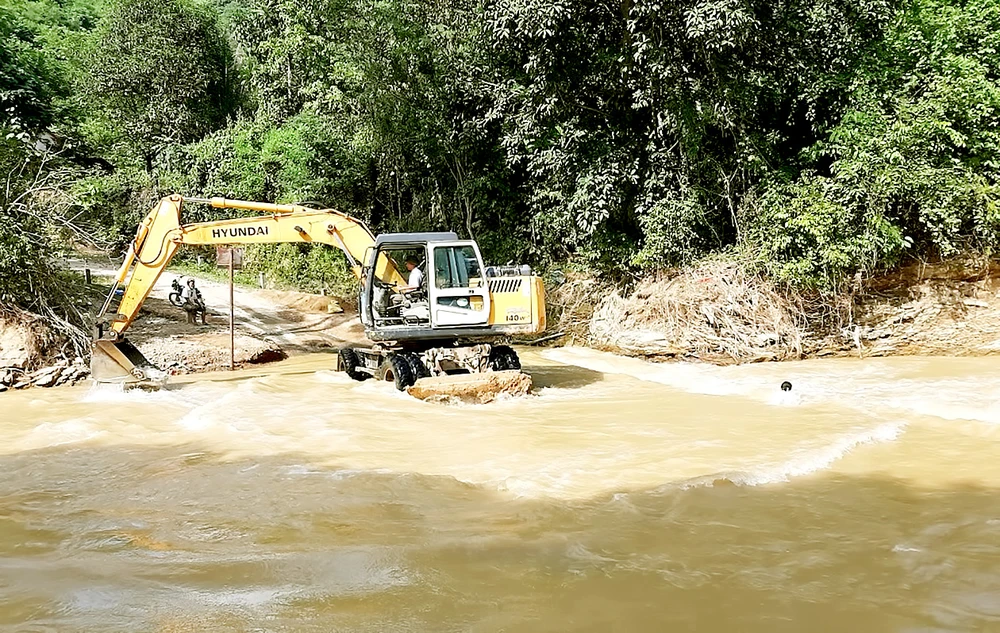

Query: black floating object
[780,381,792,392]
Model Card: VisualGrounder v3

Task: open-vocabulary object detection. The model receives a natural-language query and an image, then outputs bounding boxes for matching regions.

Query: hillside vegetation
[3,0,1000,316]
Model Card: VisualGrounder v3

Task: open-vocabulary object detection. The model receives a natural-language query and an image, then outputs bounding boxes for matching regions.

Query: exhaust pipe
[90,338,165,387]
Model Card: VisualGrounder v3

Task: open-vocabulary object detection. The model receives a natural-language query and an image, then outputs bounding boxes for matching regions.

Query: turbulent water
[3,348,1000,631]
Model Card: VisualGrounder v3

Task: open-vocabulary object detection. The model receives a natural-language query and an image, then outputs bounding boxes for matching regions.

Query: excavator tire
[488,345,521,371]
[378,354,415,391]
[339,348,370,381]
[404,353,430,380]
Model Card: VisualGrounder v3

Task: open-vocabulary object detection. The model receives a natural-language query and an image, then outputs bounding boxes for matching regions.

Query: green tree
[0,6,66,132]
[483,0,897,269]
[0,6,71,312]
[228,0,523,255]
[749,0,1000,287]
[83,0,236,173]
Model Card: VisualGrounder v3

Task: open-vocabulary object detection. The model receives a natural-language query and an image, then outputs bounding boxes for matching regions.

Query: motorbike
[168,278,184,307]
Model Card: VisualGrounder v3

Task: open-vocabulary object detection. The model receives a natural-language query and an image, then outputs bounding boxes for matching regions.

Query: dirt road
[71,258,367,373]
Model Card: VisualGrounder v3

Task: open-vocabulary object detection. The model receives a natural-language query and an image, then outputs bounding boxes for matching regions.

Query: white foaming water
[10,349,994,498]
[893,544,922,553]
[544,347,1000,425]
[19,418,106,450]
[883,383,1000,425]
[82,362,894,495]
[82,381,205,408]
[738,420,907,486]
[768,390,803,407]
[675,420,909,488]
[545,347,741,396]
[314,370,354,384]
[175,382,259,431]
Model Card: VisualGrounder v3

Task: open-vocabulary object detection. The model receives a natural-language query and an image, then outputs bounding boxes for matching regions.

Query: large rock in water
[407,370,532,404]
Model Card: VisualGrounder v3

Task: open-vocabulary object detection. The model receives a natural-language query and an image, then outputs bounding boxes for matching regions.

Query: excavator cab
[368,246,429,325]
[360,233,493,339]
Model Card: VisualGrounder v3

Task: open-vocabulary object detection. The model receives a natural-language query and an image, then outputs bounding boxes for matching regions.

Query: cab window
[434,246,481,289]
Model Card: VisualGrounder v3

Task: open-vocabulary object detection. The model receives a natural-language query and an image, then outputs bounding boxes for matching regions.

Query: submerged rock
[407,370,532,404]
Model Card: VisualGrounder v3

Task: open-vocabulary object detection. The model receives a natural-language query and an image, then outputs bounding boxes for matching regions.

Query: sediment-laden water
[3,349,999,631]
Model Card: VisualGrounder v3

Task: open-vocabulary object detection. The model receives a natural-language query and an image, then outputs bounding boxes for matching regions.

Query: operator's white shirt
[408,267,423,288]
[181,285,195,301]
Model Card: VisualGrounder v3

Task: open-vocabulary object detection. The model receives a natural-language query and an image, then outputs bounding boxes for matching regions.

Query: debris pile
[590,259,804,364]
[1,311,90,392]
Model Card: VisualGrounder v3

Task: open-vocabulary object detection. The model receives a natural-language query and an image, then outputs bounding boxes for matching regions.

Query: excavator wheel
[338,348,370,382]
[377,354,415,391]
[488,345,521,371]
[404,353,430,381]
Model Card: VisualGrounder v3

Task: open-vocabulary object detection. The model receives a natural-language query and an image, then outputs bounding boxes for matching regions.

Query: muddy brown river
[3,348,1000,631]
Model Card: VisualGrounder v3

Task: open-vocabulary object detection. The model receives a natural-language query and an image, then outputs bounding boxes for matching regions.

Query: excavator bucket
[90,339,165,387]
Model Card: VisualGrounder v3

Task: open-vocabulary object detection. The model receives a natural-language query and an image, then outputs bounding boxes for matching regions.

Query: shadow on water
[525,363,605,389]
[0,445,997,632]
[158,353,606,391]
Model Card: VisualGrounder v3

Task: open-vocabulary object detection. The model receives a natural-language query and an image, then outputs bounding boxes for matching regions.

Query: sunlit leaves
[83,0,236,170]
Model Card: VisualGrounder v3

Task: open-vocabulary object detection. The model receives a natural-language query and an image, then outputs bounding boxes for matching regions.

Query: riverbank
[0,260,369,391]
[4,256,1000,392]
[560,257,1000,364]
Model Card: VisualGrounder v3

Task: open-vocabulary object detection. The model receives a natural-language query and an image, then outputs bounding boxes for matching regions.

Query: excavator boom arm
[97,195,402,339]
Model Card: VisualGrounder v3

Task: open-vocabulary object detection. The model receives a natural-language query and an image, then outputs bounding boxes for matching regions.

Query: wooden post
[229,255,235,371]
[216,245,242,372]
[84,268,92,285]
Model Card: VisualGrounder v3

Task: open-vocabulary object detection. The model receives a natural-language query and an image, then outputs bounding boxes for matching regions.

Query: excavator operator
[402,258,424,292]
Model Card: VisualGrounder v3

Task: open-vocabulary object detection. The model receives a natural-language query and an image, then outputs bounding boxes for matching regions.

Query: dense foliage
[1,5,72,309]
[3,0,1000,297]
[84,0,237,172]
[749,0,1000,286]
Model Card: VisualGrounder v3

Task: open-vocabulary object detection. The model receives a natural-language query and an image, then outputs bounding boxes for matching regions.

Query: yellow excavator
[91,195,546,390]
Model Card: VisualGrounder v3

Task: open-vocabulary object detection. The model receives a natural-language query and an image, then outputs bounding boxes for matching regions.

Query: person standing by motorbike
[180,278,208,324]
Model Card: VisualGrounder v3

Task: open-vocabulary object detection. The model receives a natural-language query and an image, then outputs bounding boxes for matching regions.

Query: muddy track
[70,259,368,373]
